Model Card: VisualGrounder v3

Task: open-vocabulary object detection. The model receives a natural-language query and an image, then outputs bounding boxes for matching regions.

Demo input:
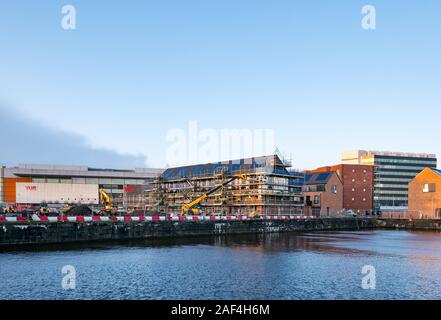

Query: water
[1,230,441,300]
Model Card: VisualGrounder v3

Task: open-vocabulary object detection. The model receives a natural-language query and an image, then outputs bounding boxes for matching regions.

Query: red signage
[25,185,37,191]
[124,185,135,193]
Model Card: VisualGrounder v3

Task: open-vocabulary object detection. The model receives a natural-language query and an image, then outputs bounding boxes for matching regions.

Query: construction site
[145,155,305,216]
[5,150,435,217]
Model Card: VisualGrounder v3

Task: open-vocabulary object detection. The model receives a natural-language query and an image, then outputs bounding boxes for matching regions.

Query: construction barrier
[0,215,313,223]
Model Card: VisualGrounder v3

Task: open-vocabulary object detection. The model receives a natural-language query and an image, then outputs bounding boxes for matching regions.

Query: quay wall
[376,218,441,231]
[0,218,375,246]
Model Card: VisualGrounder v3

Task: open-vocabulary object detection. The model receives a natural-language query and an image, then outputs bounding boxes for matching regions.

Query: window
[352,198,355,201]
[73,177,86,184]
[423,184,436,193]
[99,178,112,185]
[352,179,355,182]
[352,169,356,173]
[363,198,366,202]
[363,188,366,192]
[332,185,337,194]
[352,188,355,192]
[314,195,320,205]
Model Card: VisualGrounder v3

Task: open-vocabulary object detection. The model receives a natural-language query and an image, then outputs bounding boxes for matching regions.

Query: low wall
[0,218,375,246]
[376,218,441,231]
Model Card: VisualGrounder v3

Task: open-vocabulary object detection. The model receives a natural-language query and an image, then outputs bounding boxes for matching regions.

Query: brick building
[306,164,374,213]
[408,168,441,219]
[342,150,437,211]
[303,171,343,217]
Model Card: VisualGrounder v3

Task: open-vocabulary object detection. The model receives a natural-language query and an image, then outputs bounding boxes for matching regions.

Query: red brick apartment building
[303,171,343,217]
[305,164,374,213]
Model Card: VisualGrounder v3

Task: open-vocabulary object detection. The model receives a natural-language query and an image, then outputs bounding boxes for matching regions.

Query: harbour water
[1,230,441,300]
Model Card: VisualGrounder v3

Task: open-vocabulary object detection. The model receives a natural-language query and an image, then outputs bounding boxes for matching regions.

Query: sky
[0,0,440,170]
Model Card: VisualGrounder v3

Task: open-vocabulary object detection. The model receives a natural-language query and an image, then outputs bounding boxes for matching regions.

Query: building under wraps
[146,155,304,215]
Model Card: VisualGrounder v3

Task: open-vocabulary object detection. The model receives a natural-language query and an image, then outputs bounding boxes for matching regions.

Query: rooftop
[160,155,294,180]
[6,164,163,179]
[304,172,336,185]
[349,150,436,159]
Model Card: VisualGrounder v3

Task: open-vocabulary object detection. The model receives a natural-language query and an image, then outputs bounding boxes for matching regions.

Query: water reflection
[1,230,441,300]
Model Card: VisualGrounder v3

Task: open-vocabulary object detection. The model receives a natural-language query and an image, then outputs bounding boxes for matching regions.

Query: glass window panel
[73,177,86,184]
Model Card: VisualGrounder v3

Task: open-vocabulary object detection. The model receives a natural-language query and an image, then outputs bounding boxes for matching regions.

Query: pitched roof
[304,172,335,185]
[160,155,288,180]
[432,168,441,177]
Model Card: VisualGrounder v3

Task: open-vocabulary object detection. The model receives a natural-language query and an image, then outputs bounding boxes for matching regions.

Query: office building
[342,150,437,211]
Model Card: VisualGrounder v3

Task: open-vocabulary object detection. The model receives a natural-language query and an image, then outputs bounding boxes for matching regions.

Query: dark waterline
[1,230,441,300]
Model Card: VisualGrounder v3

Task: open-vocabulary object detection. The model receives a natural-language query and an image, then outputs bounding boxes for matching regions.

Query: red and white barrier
[0,216,28,222]
[0,214,310,223]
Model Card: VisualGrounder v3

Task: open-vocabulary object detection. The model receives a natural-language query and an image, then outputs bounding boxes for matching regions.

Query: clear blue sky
[1,0,440,169]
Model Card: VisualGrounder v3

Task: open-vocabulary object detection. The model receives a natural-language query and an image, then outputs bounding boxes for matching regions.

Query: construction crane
[181,174,248,215]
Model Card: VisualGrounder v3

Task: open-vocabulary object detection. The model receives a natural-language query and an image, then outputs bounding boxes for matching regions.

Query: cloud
[0,105,148,168]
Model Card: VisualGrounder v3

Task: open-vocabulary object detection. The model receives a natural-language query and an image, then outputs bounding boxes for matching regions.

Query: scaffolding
[145,155,304,215]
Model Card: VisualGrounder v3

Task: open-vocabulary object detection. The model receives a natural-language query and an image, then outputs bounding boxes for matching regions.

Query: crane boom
[99,188,112,211]
[181,174,247,215]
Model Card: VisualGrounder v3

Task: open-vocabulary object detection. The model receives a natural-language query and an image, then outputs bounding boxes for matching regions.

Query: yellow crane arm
[99,188,112,209]
[181,174,247,215]
[181,194,207,213]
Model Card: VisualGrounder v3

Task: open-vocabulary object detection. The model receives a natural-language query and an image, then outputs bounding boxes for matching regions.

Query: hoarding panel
[16,183,99,204]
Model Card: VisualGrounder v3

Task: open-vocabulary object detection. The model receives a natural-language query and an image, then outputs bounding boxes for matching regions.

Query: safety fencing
[0,215,313,223]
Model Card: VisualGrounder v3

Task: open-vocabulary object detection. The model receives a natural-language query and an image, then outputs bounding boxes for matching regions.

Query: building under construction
[146,155,304,215]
